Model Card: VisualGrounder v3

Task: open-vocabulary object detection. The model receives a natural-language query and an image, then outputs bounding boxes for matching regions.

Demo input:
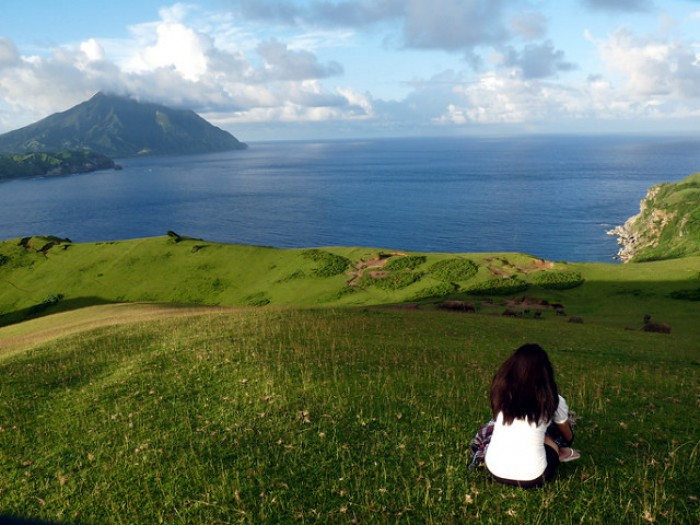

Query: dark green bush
[468,277,528,296]
[531,271,584,290]
[384,255,427,271]
[302,250,351,277]
[167,230,183,243]
[428,258,479,282]
[243,292,270,306]
[27,293,65,316]
[0,254,8,267]
[669,288,700,301]
[414,281,458,299]
[374,271,424,290]
[357,271,424,290]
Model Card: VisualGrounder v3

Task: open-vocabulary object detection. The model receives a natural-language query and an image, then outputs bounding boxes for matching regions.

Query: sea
[1,135,699,263]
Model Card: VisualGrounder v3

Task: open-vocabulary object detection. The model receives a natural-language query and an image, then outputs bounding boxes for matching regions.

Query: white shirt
[485,395,569,481]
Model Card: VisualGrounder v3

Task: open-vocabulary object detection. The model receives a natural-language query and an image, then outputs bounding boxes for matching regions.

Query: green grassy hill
[0,303,698,524]
[1,235,699,523]
[2,234,699,335]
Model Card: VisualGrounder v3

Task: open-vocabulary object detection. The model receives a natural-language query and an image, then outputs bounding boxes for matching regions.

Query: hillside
[608,172,700,262]
[0,92,247,157]
[0,150,119,179]
[0,302,698,524]
[1,232,699,523]
[1,234,699,337]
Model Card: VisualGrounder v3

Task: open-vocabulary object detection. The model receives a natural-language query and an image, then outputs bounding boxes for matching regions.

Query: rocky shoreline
[606,220,638,263]
[606,183,680,263]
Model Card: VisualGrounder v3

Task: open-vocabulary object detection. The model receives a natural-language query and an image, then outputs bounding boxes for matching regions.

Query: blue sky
[2,0,700,140]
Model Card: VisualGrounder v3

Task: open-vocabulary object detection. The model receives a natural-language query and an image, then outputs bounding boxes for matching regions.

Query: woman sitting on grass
[485,343,580,488]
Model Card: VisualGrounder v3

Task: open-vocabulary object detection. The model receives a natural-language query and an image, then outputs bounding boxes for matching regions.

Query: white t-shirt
[485,395,569,481]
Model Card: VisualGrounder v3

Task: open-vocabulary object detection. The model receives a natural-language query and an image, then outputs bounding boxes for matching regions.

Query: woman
[485,343,580,488]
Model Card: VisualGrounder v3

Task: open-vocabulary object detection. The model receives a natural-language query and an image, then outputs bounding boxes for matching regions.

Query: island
[0,92,247,158]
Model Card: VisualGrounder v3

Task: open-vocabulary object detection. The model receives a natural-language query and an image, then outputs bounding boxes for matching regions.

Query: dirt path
[346,252,406,286]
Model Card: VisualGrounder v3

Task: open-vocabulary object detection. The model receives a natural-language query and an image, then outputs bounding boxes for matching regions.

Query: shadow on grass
[0,296,114,328]
[411,278,700,336]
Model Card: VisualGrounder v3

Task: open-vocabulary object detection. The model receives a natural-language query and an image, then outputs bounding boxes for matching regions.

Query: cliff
[608,172,700,262]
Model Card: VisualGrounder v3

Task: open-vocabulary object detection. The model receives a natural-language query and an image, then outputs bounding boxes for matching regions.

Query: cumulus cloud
[402,0,510,51]
[126,21,212,81]
[432,72,632,126]
[593,28,700,98]
[234,0,512,54]
[255,39,343,81]
[582,0,654,12]
[500,41,576,79]
[0,37,20,69]
[509,11,548,41]
[0,6,369,132]
[235,0,403,27]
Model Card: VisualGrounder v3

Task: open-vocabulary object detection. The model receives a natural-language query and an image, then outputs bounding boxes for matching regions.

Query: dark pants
[491,444,560,489]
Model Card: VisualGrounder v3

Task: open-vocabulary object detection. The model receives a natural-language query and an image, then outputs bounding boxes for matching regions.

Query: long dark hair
[490,343,559,425]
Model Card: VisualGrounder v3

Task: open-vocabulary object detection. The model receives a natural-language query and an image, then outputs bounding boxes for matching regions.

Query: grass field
[0,236,699,523]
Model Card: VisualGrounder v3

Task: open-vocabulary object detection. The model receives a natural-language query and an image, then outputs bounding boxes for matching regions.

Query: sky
[2,0,700,141]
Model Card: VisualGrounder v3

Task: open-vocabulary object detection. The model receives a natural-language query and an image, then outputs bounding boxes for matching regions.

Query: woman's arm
[555,420,573,443]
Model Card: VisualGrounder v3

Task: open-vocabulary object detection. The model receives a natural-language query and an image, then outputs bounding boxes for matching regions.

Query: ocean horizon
[1,134,699,263]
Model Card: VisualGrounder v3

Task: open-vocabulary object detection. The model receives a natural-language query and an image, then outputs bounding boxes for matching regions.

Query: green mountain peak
[0,92,247,157]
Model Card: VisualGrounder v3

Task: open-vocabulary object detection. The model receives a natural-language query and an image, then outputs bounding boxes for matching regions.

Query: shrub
[373,271,424,290]
[428,258,479,282]
[27,293,65,316]
[302,250,351,277]
[669,288,700,301]
[357,271,424,290]
[0,254,8,267]
[167,230,183,243]
[243,292,270,306]
[414,281,458,299]
[468,277,528,296]
[531,271,584,290]
[275,270,306,284]
[384,255,427,271]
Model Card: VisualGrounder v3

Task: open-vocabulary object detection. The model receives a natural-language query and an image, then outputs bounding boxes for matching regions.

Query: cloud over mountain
[2,0,700,139]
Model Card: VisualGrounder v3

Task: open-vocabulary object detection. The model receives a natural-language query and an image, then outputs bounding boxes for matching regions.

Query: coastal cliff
[608,172,700,262]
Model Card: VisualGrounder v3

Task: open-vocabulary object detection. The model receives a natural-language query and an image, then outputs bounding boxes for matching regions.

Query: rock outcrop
[608,173,700,262]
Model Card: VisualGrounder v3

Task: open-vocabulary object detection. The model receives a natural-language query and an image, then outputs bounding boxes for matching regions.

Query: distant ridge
[0,92,247,157]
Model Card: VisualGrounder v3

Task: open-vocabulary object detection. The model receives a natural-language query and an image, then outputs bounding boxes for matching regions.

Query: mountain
[0,92,247,157]
[608,172,700,262]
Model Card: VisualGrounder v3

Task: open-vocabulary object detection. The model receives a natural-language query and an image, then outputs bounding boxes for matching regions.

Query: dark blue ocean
[1,135,699,262]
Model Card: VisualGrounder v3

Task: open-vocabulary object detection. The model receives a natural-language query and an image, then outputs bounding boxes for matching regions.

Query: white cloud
[402,0,510,51]
[255,39,343,81]
[0,37,21,69]
[499,41,576,79]
[509,11,548,41]
[126,22,211,81]
[0,5,370,133]
[594,28,700,98]
[582,0,653,12]
[79,39,105,63]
